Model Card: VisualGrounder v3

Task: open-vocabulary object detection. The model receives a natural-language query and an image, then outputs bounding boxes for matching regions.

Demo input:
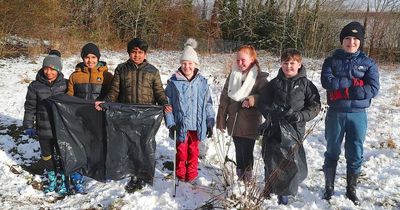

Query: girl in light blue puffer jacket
[165,38,215,182]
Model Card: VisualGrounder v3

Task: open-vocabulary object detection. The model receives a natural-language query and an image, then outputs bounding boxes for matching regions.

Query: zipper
[88,69,92,99]
[135,64,139,103]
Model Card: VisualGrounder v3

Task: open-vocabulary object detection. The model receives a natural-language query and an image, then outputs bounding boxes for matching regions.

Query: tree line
[1,0,399,63]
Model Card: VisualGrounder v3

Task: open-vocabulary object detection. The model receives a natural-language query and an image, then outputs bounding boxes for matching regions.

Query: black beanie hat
[81,43,100,59]
[340,21,365,45]
[127,38,148,53]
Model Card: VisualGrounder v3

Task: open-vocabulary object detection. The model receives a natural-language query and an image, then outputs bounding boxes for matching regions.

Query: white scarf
[227,64,258,102]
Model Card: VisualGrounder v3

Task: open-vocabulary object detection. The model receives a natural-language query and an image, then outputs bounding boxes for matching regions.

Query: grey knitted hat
[42,54,62,72]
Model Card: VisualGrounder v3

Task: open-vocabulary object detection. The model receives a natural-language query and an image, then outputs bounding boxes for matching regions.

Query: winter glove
[352,78,364,87]
[270,106,289,122]
[285,112,302,123]
[164,104,172,113]
[169,125,177,138]
[328,88,349,101]
[206,127,213,138]
[24,128,37,137]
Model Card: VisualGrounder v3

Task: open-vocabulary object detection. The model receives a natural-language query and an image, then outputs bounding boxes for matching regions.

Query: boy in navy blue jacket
[321,21,380,205]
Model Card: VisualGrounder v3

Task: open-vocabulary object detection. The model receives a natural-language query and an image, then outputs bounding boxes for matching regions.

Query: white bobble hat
[180,38,199,65]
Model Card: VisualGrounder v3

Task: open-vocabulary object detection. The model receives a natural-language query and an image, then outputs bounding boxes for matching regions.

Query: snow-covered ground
[0,50,399,209]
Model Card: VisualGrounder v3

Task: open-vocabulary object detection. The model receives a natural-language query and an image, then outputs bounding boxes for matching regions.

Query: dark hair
[281,48,302,62]
[127,38,148,53]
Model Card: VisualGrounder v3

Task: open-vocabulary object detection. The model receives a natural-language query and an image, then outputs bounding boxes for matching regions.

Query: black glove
[285,112,302,123]
[206,127,213,138]
[169,125,177,138]
[270,106,290,122]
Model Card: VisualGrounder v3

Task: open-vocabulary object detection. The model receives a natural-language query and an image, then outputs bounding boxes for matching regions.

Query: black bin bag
[48,94,163,182]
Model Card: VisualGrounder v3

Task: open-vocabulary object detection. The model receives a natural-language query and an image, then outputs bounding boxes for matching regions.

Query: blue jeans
[324,110,367,174]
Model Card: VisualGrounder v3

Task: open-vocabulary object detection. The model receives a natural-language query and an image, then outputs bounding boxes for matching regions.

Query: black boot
[346,173,361,205]
[125,176,147,193]
[22,157,54,175]
[322,165,336,200]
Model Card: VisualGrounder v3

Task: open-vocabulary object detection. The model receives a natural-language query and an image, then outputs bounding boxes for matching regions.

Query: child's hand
[24,128,37,137]
[286,112,302,123]
[95,101,105,111]
[243,96,255,108]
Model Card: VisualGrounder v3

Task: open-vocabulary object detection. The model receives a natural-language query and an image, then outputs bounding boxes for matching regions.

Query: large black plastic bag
[102,103,163,182]
[262,120,307,196]
[48,94,163,182]
[49,94,106,180]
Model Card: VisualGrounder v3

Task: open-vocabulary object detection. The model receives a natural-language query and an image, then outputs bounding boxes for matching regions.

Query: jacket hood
[277,65,306,81]
[74,61,108,73]
[172,67,200,81]
[36,68,65,85]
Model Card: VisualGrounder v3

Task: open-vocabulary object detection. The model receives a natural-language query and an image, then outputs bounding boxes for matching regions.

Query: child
[258,48,320,205]
[216,45,268,182]
[67,43,113,100]
[95,38,170,193]
[164,38,215,182]
[22,53,68,195]
[66,42,113,193]
[321,21,379,205]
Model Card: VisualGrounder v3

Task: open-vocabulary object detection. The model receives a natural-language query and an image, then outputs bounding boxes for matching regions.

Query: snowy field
[0,50,399,209]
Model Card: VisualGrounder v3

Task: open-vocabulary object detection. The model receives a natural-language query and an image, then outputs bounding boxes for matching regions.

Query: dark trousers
[233,137,256,171]
[38,137,55,157]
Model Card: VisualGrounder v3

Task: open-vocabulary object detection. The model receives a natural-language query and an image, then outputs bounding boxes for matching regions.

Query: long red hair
[237,45,260,71]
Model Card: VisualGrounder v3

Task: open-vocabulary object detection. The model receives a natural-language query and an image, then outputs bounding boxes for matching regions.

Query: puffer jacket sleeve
[216,76,230,130]
[153,71,168,106]
[99,71,114,100]
[104,64,122,102]
[299,80,321,122]
[349,61,380,100]
[164,80,176,128]
[66,73,75,96]
[23,83,37,129]
[257,81,274,118]
[205,86,215,128]
[321,58,352,90]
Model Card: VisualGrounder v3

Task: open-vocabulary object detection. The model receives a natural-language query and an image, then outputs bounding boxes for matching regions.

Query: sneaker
[44,171,57,193]
[70,172,84,194]
[125,176,146,193]
[278,195,289,205]
[22,158,54,175]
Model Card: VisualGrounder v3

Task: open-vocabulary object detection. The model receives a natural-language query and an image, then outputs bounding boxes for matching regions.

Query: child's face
[83,54,99,69]
[281,59,301,78]
[43,66,58,82]
[129,47,147,65]
[236,50,254,72]
[342,36,360,53]
[180,61,196,79]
